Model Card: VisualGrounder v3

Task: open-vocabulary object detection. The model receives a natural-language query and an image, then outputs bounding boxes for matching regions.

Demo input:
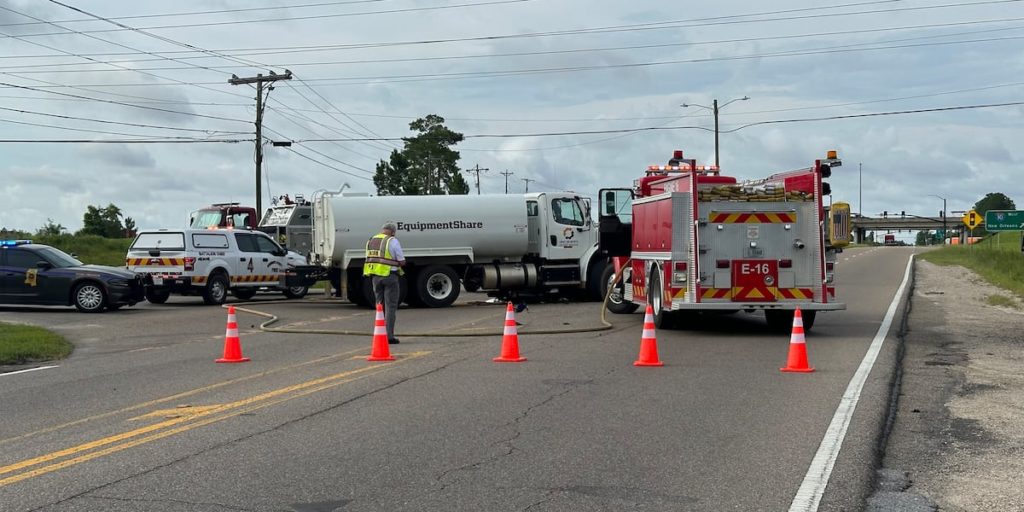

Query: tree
[79,203,126,238]
[373,115,470,196]
[915,231,931,246]
[972,193,1015,235]
[36,218,67,237]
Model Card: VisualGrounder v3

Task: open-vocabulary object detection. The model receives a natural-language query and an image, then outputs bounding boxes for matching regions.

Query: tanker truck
[298,190,610,308]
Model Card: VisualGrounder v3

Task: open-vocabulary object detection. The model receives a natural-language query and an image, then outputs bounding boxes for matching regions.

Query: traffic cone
[634,304,664,367]
[780,308,814,373]
[367,303,395,362]
[216,306,250,363]
[493,302,526,363]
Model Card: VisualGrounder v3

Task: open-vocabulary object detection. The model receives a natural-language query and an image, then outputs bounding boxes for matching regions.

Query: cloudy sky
[0,0,1020,241]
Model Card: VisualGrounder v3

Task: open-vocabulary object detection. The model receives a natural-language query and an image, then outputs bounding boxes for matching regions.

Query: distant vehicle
[125,228,309,305]
[190,202,259,230]
[0,240,146,312]
[884,234,897,246]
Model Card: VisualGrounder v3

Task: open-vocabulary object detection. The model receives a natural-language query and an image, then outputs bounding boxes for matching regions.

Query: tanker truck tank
[315,194,530,269]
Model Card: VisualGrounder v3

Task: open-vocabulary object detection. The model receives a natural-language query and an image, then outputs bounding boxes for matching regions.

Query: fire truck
[598,150,851,332]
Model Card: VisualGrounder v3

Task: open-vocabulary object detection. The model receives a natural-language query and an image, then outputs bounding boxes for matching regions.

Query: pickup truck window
[234,233,259,252]
[132,232,185,250]
[192,233,229,249]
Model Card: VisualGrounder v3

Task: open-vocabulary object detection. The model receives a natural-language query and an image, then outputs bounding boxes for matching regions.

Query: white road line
[0,365,59,377]
[789,254,915,512]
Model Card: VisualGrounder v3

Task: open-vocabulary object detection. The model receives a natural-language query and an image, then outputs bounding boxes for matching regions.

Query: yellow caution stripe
[126,257,184,266]
[701,288,730,299]
[231,275,281,283]
[776,288,815,300]
[708,211,796,224]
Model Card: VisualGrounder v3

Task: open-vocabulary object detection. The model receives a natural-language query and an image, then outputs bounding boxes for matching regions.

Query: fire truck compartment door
[731,259,778,302]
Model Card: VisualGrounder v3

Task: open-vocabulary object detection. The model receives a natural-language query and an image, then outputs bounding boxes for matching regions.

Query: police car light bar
[0,239,32,247]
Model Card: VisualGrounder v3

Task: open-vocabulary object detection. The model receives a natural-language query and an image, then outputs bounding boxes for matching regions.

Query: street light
[927,194,947,244]
[681,96,749,168]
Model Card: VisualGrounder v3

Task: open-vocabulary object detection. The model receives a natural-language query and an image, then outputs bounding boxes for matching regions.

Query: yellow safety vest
[363,233,402,277]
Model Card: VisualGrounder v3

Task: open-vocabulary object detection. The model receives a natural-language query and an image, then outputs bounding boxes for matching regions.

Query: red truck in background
[883,234,897,246]
[598,150,851,332]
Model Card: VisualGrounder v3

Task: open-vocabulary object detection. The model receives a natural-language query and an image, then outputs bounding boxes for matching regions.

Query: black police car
[0,240,146,312]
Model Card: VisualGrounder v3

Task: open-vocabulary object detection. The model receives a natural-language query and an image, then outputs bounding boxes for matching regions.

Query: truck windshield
[191,210,223,228]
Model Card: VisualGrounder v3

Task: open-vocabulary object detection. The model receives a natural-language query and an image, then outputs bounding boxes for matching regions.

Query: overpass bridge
[850,215,967,243]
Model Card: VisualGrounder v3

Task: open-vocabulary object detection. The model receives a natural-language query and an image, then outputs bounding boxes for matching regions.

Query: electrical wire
[0,138,248,143]
[281,145,374,180]
[0,105,250,134]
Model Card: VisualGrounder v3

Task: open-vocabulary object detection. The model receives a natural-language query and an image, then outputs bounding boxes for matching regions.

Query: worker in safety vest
[364,221,406,344]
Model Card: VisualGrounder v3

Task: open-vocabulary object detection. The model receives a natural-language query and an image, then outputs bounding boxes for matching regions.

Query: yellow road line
[0,346,369,447]
[0,351,429,486]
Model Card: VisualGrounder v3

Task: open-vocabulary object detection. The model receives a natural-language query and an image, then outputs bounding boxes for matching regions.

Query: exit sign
[985,210,1024,232]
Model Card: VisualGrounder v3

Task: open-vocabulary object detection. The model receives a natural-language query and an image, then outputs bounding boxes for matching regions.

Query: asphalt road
[0,247,917,512]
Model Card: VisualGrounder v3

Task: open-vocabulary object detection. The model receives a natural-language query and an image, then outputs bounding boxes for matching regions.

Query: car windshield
[37,246,82,268]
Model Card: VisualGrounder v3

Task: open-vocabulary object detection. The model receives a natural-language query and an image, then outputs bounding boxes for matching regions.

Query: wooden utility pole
[465,164,489,194]
[229,70,292,216]
[521,177,534,193]
[499,169,514,194]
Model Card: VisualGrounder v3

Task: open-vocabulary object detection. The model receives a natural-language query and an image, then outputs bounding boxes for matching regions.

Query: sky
[0,0,1021,243]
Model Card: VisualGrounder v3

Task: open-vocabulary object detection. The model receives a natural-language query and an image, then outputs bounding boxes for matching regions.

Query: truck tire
[415,265,460,308]
[765,310,815,333]
[586,258,608,301]
[601,263,638,314]
[203,272,230,305]
[72,281,107,313]
[283,285,308,299]
[145,289,170,304]
[232,288,257,301]
[647,265,667,329]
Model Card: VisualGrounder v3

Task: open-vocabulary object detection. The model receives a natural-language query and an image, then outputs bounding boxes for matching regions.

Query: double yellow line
[0,351,428,487]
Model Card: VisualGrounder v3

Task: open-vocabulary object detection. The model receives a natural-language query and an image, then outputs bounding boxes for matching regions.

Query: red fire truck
[598,150,851,331]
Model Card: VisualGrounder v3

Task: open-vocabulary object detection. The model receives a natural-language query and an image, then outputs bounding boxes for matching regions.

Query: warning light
[826,150,838,159]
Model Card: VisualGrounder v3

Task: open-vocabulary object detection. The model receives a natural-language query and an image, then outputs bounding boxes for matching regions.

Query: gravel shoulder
[869,259,1024,511]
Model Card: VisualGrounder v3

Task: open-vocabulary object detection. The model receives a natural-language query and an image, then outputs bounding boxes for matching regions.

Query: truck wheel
[283,285,308,299]
[203,273,230,305]
[586,258,608,301]
[232,288,257,301]
[145,289,170,304]
[602,264,638,314]
[801,311,817,331]
[647,266,666,329]
[73,281,107,313]
[415,265,460,308]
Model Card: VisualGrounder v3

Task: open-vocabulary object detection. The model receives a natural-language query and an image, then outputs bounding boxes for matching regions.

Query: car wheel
[145,289,171,304]
[73,281,106,313]
[415,265,460,308]
[233,288,257,301]
[602,263,639,314]
[203,273,230,305]
[283,285,308,299]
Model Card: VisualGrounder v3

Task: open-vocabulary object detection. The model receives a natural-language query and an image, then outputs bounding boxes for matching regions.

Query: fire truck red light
[779,259,792,268]
[716,260,729,269]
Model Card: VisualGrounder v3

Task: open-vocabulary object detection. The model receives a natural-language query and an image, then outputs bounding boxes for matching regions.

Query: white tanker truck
[294,190,611,308]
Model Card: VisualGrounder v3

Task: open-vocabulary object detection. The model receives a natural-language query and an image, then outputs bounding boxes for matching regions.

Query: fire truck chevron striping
[126,257,185,266]
[598,149,850,331]
[708,212,796,223]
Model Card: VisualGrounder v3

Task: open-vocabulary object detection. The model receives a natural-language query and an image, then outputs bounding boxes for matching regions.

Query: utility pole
[229,70,292,216]
[681,96,748,169]
[521,177,534,193]
[859,162,863,218]
[499,169,514,194]
[465,164,489,194]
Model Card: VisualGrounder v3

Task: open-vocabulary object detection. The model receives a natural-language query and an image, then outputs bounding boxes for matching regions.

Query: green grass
[0,323,72,365]
[28,234,132,266]
[919,232,1024,298]
[986,294,1018,308]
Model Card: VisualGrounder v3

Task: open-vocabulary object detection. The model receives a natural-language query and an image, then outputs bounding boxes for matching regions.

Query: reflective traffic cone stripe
[368,303,395,361]
[634,304,664,367]
[494,302,526,362]
[216,305,250,363]
[780,308,814,373]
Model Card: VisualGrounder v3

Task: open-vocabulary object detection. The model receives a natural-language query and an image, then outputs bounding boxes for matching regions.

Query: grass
[0,323,72,365]
[919,231,1024,299]
[986,294,1018,308]
[31,234,133,266]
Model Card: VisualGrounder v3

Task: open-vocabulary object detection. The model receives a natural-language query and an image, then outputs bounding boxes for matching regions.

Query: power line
[280,145,373,181]
[0,105,249,134]
[6,0,538,38]
[0,138,248,143]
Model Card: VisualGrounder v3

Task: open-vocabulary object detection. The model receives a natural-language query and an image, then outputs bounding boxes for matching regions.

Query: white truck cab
[126,228,308,305]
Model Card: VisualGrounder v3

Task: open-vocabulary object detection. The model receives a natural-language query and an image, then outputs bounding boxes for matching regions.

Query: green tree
[972,193,1015,235]
[79,203,126,238]
[373,115,469,195]
[915,230,930,246]
[36,218,67,237]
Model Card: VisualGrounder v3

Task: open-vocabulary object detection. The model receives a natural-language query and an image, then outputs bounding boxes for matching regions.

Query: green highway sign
[985,210,1024,231]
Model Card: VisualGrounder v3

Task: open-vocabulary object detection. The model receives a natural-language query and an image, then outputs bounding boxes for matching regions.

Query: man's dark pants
[372,273,400,341]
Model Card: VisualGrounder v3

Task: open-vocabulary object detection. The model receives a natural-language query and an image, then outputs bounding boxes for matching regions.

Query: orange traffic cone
[634,304,664,367]
[367,303,395,362]
[216,306,250,363]
[493,302,526,363]
[780,308,814,373]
